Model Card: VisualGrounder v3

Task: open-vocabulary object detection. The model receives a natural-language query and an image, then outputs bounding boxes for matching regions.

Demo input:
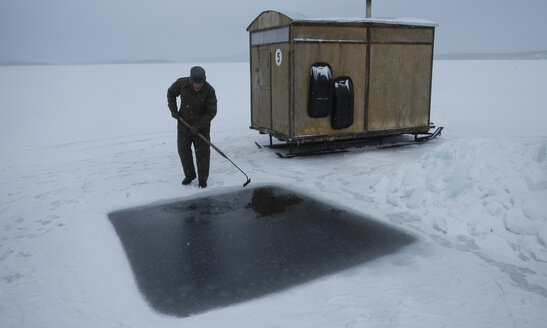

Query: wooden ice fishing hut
[247,9,440,154]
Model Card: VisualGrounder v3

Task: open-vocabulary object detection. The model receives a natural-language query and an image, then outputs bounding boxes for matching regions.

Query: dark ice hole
[108,185,415,317]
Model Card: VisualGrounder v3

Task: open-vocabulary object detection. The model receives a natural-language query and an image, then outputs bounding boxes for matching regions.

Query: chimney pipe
[366,0,372,18]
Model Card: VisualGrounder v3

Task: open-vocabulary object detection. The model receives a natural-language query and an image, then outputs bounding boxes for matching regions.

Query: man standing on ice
[167,66,217,188]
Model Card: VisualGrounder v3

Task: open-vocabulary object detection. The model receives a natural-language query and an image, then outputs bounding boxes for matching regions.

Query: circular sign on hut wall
[275,49,282,66]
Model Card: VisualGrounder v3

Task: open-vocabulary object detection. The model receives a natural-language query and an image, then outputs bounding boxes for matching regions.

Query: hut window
[251,26,289,46]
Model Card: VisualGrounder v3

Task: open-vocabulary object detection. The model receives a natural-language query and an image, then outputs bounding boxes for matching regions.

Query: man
[167,66,217,188]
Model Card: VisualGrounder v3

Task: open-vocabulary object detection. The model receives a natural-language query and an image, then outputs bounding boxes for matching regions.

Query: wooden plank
[367,44,433,131]
[250,47,260,126]
[293,43,333,136]
[294,26,367,42]
[257,48,271,129]
[370,27,433,43]
[271,44,291,135]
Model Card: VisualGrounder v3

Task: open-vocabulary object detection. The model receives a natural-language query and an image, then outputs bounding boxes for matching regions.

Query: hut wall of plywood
[292,29,367,137]
[247,11,436,143]
[368,27,434,132]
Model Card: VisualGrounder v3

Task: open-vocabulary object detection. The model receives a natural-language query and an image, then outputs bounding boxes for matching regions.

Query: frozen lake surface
[1,60,546,327]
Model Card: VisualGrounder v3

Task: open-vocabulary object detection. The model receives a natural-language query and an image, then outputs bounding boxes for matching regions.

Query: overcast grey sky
[1,0,546,64]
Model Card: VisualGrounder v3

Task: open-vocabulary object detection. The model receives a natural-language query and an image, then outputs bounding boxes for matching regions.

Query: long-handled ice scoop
[177,116,251,187]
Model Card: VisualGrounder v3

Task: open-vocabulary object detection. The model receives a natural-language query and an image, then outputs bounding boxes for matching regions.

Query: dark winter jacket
[167,77,217,132]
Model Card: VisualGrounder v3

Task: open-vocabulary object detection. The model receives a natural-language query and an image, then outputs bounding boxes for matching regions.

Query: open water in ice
[109,185,415,317]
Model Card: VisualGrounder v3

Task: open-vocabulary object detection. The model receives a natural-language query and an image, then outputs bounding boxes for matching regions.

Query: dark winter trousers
[177,128,211,182]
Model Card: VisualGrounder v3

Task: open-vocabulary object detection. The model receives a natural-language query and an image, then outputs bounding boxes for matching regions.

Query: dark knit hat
[190,66,206,84]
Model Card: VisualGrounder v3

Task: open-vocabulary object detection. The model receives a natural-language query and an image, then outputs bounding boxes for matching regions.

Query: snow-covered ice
[1,60,546,327]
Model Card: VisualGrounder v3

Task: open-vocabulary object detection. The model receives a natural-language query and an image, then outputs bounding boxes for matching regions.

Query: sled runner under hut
[247,9,443,157]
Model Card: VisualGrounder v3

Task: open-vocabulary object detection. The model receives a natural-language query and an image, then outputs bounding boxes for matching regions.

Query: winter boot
[182,176,195,185]
[198,179,207,188]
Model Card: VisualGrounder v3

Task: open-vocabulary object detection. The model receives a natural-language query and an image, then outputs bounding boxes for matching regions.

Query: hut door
[257,48,272,129]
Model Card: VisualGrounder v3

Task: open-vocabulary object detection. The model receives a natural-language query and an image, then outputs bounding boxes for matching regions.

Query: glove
[171,111,179,119]
[189,125,199,136]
